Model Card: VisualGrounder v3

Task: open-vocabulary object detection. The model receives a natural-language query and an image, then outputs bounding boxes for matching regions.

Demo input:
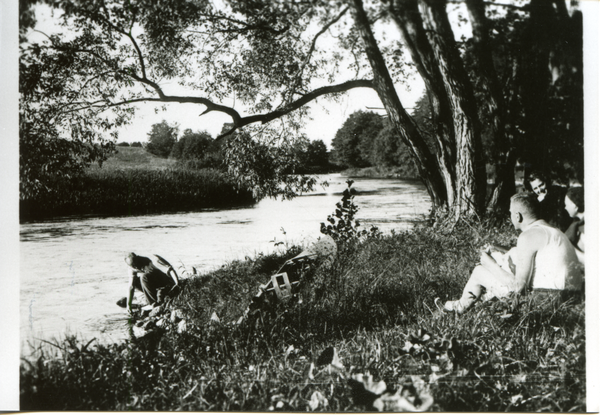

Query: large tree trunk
[351,0,447,207]
[418,0,486,218]
[388,0,456,208]
[385,0,486,219]
[464,0,515,212]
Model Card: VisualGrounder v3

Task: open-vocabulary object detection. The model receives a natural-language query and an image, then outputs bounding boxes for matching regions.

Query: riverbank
[20,219,585,411]
[19,167,255,222]
[342,165,419,180]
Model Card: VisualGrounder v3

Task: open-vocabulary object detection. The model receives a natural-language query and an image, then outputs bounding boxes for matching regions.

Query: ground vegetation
[20,223,585,411]
[19,147,254,222]
[20,190,585,410]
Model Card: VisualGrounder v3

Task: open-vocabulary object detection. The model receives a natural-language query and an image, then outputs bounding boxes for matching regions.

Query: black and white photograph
[1,0,599,411]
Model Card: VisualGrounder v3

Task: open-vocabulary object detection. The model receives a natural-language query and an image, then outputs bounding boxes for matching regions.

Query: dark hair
[566,187,584,213]
[126,252,152,271]
[527,170,548,186]
[511,191,540,218]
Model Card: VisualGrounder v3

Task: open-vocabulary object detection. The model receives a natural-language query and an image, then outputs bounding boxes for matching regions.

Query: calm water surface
[20,174,430,355]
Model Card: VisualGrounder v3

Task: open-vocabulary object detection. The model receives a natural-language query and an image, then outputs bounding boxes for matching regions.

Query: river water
[20,174,430,355]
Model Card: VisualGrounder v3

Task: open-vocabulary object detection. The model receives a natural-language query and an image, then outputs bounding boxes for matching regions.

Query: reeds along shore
[19,168,255,222]
[19,220,586,411]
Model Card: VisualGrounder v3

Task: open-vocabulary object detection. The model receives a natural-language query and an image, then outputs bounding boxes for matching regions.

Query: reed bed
[20,220,586,411]
[20,168,255,222]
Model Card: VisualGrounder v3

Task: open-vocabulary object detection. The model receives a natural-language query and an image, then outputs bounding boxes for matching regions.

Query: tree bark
[351,0,446,207]
[418,0,486,218]
[388,0,456,207]
[464,0,515,211]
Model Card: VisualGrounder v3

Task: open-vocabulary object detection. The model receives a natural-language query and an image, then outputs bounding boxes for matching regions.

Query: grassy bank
[20,220,585,411]
[20,168,255,222]
[95,146,177,170]
[20,146,255,222]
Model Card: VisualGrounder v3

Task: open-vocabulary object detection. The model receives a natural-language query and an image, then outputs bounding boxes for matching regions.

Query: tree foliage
[293,138,330,171]
[170,128,213,160]
[371,120,419,177]
[331,110,384,168]
[19,0,584,219]
[332,110,419,177]
[170,128,225,170]
[146,120,178,158]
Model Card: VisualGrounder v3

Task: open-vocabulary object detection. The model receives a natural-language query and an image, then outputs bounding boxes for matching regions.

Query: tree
[293,138,329,171]
[170,129,214,160]
[331,111,385,168]
[20,0,583,220]
[306,140,329,168]
[146,121,178,158]
[371,120,419,178]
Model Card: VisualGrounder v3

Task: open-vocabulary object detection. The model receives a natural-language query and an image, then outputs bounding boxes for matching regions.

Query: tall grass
[20,168,255,222]
[20,220,585,411]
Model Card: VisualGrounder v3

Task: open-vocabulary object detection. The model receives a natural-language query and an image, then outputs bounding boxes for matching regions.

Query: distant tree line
[138,120,331,174]
[116,141,143,147]
[330,104,430,178]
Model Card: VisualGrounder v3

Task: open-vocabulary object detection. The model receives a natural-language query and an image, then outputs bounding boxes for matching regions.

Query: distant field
[91,146,176,170]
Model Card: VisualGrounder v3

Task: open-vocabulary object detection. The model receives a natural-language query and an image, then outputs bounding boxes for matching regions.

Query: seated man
[125,252,179,313]
[441,192,582,314]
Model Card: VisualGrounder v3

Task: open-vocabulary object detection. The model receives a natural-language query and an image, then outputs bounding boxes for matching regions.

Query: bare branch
[220,79,375,138]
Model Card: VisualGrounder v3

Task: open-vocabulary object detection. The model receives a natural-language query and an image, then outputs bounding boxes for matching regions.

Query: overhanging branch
[52,79,375,139]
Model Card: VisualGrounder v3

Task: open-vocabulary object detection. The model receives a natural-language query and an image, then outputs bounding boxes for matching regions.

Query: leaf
[316,346,335,366]
[316,346,344,371]
[308,391,328,410]
[372,384,434,412]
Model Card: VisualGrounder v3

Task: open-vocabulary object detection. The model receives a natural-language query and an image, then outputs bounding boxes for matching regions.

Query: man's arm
[167,267,179,286]
[479,252,518,286]
[127,272,136,313]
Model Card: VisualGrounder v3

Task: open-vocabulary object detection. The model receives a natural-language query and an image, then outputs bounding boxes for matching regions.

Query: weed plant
[20,167,255,222]
[20,214,585,411]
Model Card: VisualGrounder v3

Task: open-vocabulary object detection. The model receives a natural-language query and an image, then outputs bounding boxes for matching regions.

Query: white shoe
[443,299,467,314]
[434,297,453,313]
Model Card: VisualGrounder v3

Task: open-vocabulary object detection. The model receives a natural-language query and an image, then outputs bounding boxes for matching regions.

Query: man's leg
[445,265,510,313]
[140,273,159,304]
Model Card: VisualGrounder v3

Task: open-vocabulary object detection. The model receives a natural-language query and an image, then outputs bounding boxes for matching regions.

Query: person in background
[564,186,585,264]
[125,253,179,314]
[439,192,582,314]
[526,170,570,231]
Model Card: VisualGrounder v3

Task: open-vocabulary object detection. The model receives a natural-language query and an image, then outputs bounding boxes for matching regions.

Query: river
[20,174,430,355]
